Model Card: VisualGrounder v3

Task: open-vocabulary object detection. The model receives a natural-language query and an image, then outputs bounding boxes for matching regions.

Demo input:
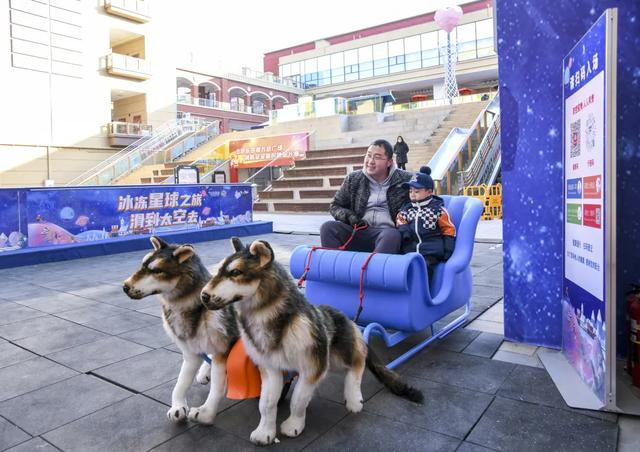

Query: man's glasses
[365,154,388,161]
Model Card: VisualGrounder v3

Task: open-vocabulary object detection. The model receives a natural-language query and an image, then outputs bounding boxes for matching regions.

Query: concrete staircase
[253,147,366,213]
[254,101,490,213]
[314,106,451,150]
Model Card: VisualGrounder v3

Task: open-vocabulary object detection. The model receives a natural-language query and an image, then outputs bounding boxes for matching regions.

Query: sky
[170,0,472,74]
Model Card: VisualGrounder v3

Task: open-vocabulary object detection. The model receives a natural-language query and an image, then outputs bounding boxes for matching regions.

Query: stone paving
[0,232,623,451]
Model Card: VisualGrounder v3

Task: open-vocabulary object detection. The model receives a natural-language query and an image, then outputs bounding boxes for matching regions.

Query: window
[358,46,373,79]
[388,38,405,73]
[230,97,245,112]
[476,18,495,57]
[304,58,318,88]
[317,55,331,86]
[421,31,439,67]
[438,29,457,64]
[252,100,264,114]
[404,35,421,70]
[456,22,476,61]
[289,61,300,77]
[280,63,290,77]
[373,42,388,76]
[330,52,344,83]
[344,49,358,81]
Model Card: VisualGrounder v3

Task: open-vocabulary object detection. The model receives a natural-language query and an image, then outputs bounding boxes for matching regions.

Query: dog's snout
[201,291,210,304]
[123,283,131,294]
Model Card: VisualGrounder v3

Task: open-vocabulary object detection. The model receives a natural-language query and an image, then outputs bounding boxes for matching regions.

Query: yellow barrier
[463,183,502,220]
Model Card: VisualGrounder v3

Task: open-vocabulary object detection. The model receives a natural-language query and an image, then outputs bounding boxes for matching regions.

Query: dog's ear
[173,244,194,264]
[230,237,244,253]
[150,236,168,251]
[249,240,274,268]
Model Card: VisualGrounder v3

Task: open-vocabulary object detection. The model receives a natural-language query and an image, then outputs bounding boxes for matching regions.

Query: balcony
[224,67,305,93]
[106,121,152,146]
[106,53,151,80]
[104,0,151,23]
[176,95,268,116]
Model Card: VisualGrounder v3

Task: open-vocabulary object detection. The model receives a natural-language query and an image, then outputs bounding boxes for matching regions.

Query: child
[395,166,456,272]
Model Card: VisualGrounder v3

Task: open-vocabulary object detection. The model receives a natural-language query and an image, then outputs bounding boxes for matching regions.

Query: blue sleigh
[290,195,484,369]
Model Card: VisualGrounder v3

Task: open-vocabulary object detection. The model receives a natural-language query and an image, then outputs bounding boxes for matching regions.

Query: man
[320,139,412,253]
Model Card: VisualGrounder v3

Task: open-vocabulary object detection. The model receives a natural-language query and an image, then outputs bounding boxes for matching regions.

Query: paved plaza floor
[0,227,633,451]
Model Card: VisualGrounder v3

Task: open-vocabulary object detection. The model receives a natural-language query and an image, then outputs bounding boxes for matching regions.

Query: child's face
[409,187,433,202]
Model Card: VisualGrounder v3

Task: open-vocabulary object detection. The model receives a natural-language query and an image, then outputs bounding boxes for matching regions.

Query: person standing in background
[393,135,409,170]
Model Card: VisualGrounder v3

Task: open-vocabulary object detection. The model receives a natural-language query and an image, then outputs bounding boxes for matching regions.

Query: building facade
[263,0,497,103]
[175,67,302,133]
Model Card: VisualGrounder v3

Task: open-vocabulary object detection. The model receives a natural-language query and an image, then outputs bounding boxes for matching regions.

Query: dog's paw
[166,405,189,422]
[280,416,305,438]
[345,396,364,413]
[250,427,277,446]
[188,406,216,424]
[196,361,211,385]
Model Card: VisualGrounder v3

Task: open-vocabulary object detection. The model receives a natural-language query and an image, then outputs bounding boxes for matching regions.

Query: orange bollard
[226,339,261,400]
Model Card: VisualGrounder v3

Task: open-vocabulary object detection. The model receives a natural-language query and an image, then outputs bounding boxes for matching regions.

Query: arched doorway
[176,77,193,102]
[250,91,270,115]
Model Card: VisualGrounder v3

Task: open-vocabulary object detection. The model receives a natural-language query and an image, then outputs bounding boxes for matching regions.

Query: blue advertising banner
[562,11,611,403]
[0,189,25,252]
[0,184,253,252]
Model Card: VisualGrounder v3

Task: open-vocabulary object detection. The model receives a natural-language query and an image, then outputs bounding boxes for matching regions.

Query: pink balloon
[434,6,463,33]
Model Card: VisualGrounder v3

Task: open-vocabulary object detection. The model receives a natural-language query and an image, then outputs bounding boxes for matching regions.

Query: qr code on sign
[570,119,581,158]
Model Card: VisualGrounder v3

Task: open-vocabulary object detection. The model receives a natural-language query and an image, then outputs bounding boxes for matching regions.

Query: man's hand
[347,215,368,229]
[347,214,360,226]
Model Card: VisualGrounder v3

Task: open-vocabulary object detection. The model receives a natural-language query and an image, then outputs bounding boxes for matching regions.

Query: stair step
[284,167,347,178]
[299,189,338,199]
[270,201,331,212]
[296,155,363,168]
[271,178,324,188]
[259,191,294,200]
[306,147,367,159]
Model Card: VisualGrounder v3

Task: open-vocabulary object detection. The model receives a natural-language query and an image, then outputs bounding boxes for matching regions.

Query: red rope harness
[297,223,376,323]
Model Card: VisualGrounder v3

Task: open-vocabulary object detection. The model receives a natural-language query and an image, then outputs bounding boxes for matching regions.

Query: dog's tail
[365,344,424,404]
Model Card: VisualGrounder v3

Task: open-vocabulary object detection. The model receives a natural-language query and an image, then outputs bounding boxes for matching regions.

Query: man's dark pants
[320,221,401,253]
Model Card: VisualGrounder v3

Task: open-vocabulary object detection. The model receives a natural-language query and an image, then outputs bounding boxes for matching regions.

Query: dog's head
[200,237,274,310]
[123,236,196,299]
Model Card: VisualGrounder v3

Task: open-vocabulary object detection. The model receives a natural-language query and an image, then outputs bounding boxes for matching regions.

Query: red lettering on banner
[229,133,309,169]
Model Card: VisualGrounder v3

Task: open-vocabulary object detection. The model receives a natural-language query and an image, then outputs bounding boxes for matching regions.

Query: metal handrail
[177,95,267,115]
[426,91,499,195]
[107,121,153,136]
[460,114,501,188]
[65,119,177,185]
[66,118,213,186]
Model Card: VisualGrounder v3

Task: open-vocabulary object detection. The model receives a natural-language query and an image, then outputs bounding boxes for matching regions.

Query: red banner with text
[229,133,309,169]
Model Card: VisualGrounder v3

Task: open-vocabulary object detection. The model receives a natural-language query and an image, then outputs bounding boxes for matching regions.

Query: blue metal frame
[361,299,471,369]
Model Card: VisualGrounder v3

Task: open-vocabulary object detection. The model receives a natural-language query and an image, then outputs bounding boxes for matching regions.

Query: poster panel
[562,11,611,402]
[22,185,253,249]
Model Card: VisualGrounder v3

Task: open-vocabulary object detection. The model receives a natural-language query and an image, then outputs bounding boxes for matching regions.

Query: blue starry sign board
[499,0,640,351]
[561,10,616,405]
